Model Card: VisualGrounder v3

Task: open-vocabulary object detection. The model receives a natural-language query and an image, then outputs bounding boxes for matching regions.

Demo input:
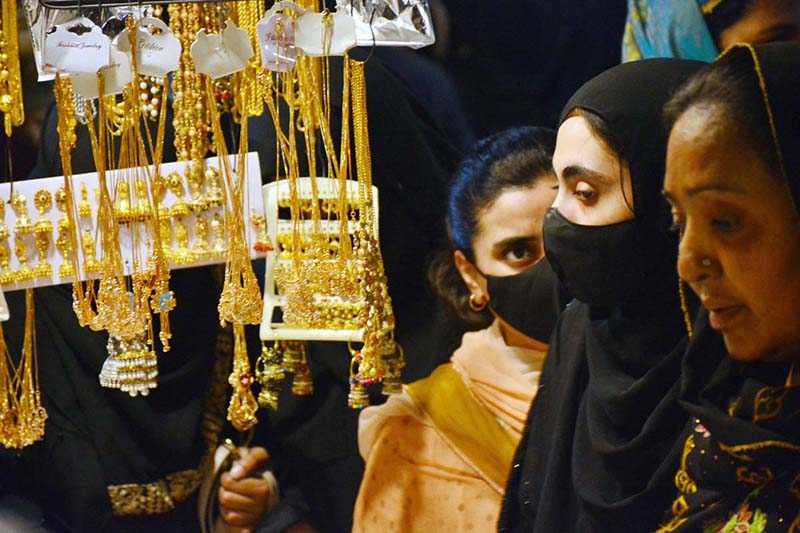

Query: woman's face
[551,116,634,226]
[665,105,800,363]
[719,0,800,51]
[455,177,558,303]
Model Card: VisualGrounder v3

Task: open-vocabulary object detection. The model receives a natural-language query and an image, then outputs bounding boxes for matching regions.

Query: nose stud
[700,258,712,267]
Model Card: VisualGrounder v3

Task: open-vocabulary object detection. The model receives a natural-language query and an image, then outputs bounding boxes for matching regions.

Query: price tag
[116,17,181,78]
[295,11,357,57]
[70,46,133,99]
[43,17,111,74]
[191,20,254,79]
[258,13,297,72]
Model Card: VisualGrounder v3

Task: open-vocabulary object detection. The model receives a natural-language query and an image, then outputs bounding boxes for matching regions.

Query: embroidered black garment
[498,59,705,533]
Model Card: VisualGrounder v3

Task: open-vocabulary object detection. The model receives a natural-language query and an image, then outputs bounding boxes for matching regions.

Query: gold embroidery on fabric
[656,435,698,533]
[719,440,800,463]
[676,435,698,496]
[701,0,726,15]
[107,470,201,516]
[753,386,789,422]
[735,466,773,486]
[718,44,788,187]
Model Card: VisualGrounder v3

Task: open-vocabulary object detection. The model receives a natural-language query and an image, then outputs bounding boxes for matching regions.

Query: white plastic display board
[260,177,379,342]
[0,152,264,292]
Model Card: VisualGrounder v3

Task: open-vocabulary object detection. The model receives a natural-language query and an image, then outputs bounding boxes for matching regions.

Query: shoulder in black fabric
[662,42,800,533]
[500,59,705,533]
[1,96,218,532]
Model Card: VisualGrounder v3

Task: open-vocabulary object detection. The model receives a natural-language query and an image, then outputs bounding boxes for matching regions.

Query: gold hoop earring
[468,293,486,312]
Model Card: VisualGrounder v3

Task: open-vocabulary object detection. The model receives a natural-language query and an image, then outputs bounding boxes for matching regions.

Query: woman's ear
[454,250,487,304]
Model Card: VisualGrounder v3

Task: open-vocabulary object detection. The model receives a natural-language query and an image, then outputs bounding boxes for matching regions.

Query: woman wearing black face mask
[352,127,561,530]
[498,59,707,533]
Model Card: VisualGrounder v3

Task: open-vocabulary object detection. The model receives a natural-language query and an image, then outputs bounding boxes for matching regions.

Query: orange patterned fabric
[353,321,543,531]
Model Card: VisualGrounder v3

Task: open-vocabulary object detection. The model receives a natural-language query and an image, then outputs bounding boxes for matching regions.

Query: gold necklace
[348,57,402,404]
[0,0,24,136]
[0,289,47,449]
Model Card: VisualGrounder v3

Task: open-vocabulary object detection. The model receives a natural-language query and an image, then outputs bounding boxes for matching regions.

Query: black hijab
[499,59,704,532]
[658,42,800,533]
[0,105,221,532]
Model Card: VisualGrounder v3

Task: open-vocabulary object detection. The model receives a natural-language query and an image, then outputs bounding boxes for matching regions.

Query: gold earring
[468,293,486,312]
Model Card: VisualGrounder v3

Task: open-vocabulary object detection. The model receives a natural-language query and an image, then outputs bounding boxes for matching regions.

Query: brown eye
[573,182,598,203]
[504,241,541,266]
[711,217,741,234]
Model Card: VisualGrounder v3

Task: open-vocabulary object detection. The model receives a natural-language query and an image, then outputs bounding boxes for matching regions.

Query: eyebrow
[561,164,615,186]
[662,184,745,201]
[492,235,538,253]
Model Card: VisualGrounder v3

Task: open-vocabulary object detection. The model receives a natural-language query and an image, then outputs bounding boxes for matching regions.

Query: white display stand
[259,177,379,342]
[0,152,264,292]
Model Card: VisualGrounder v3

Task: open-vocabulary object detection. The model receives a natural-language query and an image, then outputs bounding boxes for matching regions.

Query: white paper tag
[116,17,181,78]
[44,17,111,74]
[294,11,357,57]
[191,20,255,79]
[70,46,133,99]
[258,13,297,72]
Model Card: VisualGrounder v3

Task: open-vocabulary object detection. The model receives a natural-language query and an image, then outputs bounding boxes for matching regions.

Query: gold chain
[0,0,24,136]
[0,289,47,449]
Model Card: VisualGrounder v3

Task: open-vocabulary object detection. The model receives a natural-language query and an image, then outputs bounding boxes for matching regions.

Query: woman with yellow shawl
[353,127,563,531]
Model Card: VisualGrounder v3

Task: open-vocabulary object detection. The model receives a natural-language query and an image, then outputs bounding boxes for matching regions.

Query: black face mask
[543,207,648,308]
[484,257,566,345]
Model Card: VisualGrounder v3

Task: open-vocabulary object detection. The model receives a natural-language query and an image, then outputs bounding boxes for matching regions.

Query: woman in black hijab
[498,58,705,532]
[659,42,800,532]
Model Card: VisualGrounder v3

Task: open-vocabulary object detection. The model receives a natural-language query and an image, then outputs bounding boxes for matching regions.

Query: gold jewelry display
[0,198,13,284]
[169,3,212,191]
[80,229,101,273]
[204,167,224,208]
[254,341,285,411]
[108,294,231,516]
[139,76,165,122]
[14,234,33,283]
[133,179,151,222]
[0,289,47,449]
[208,76,262,328]
[283,341,313,396]
[167,172,190,218]
[211,212,227,258]
[227,323,258,431]
[234,0,266,119]
[51,16,175,396]
[347,58,402,404]
[192,215,212,260]
[11,192,34,236]
[33,190,54,279]
[79,183,92,219]
[99,334,158,397]
[250,211,273,253]
[159,217,173,263]
[256,15,401,409]
[0,0,24,136]
[113,181,134,223]
[172,219,195,264]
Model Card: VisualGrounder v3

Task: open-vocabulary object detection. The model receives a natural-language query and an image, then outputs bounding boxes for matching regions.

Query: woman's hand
[217,447,274,532]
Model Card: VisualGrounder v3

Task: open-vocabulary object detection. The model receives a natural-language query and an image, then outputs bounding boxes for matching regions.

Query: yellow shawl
[354,321,543,531]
